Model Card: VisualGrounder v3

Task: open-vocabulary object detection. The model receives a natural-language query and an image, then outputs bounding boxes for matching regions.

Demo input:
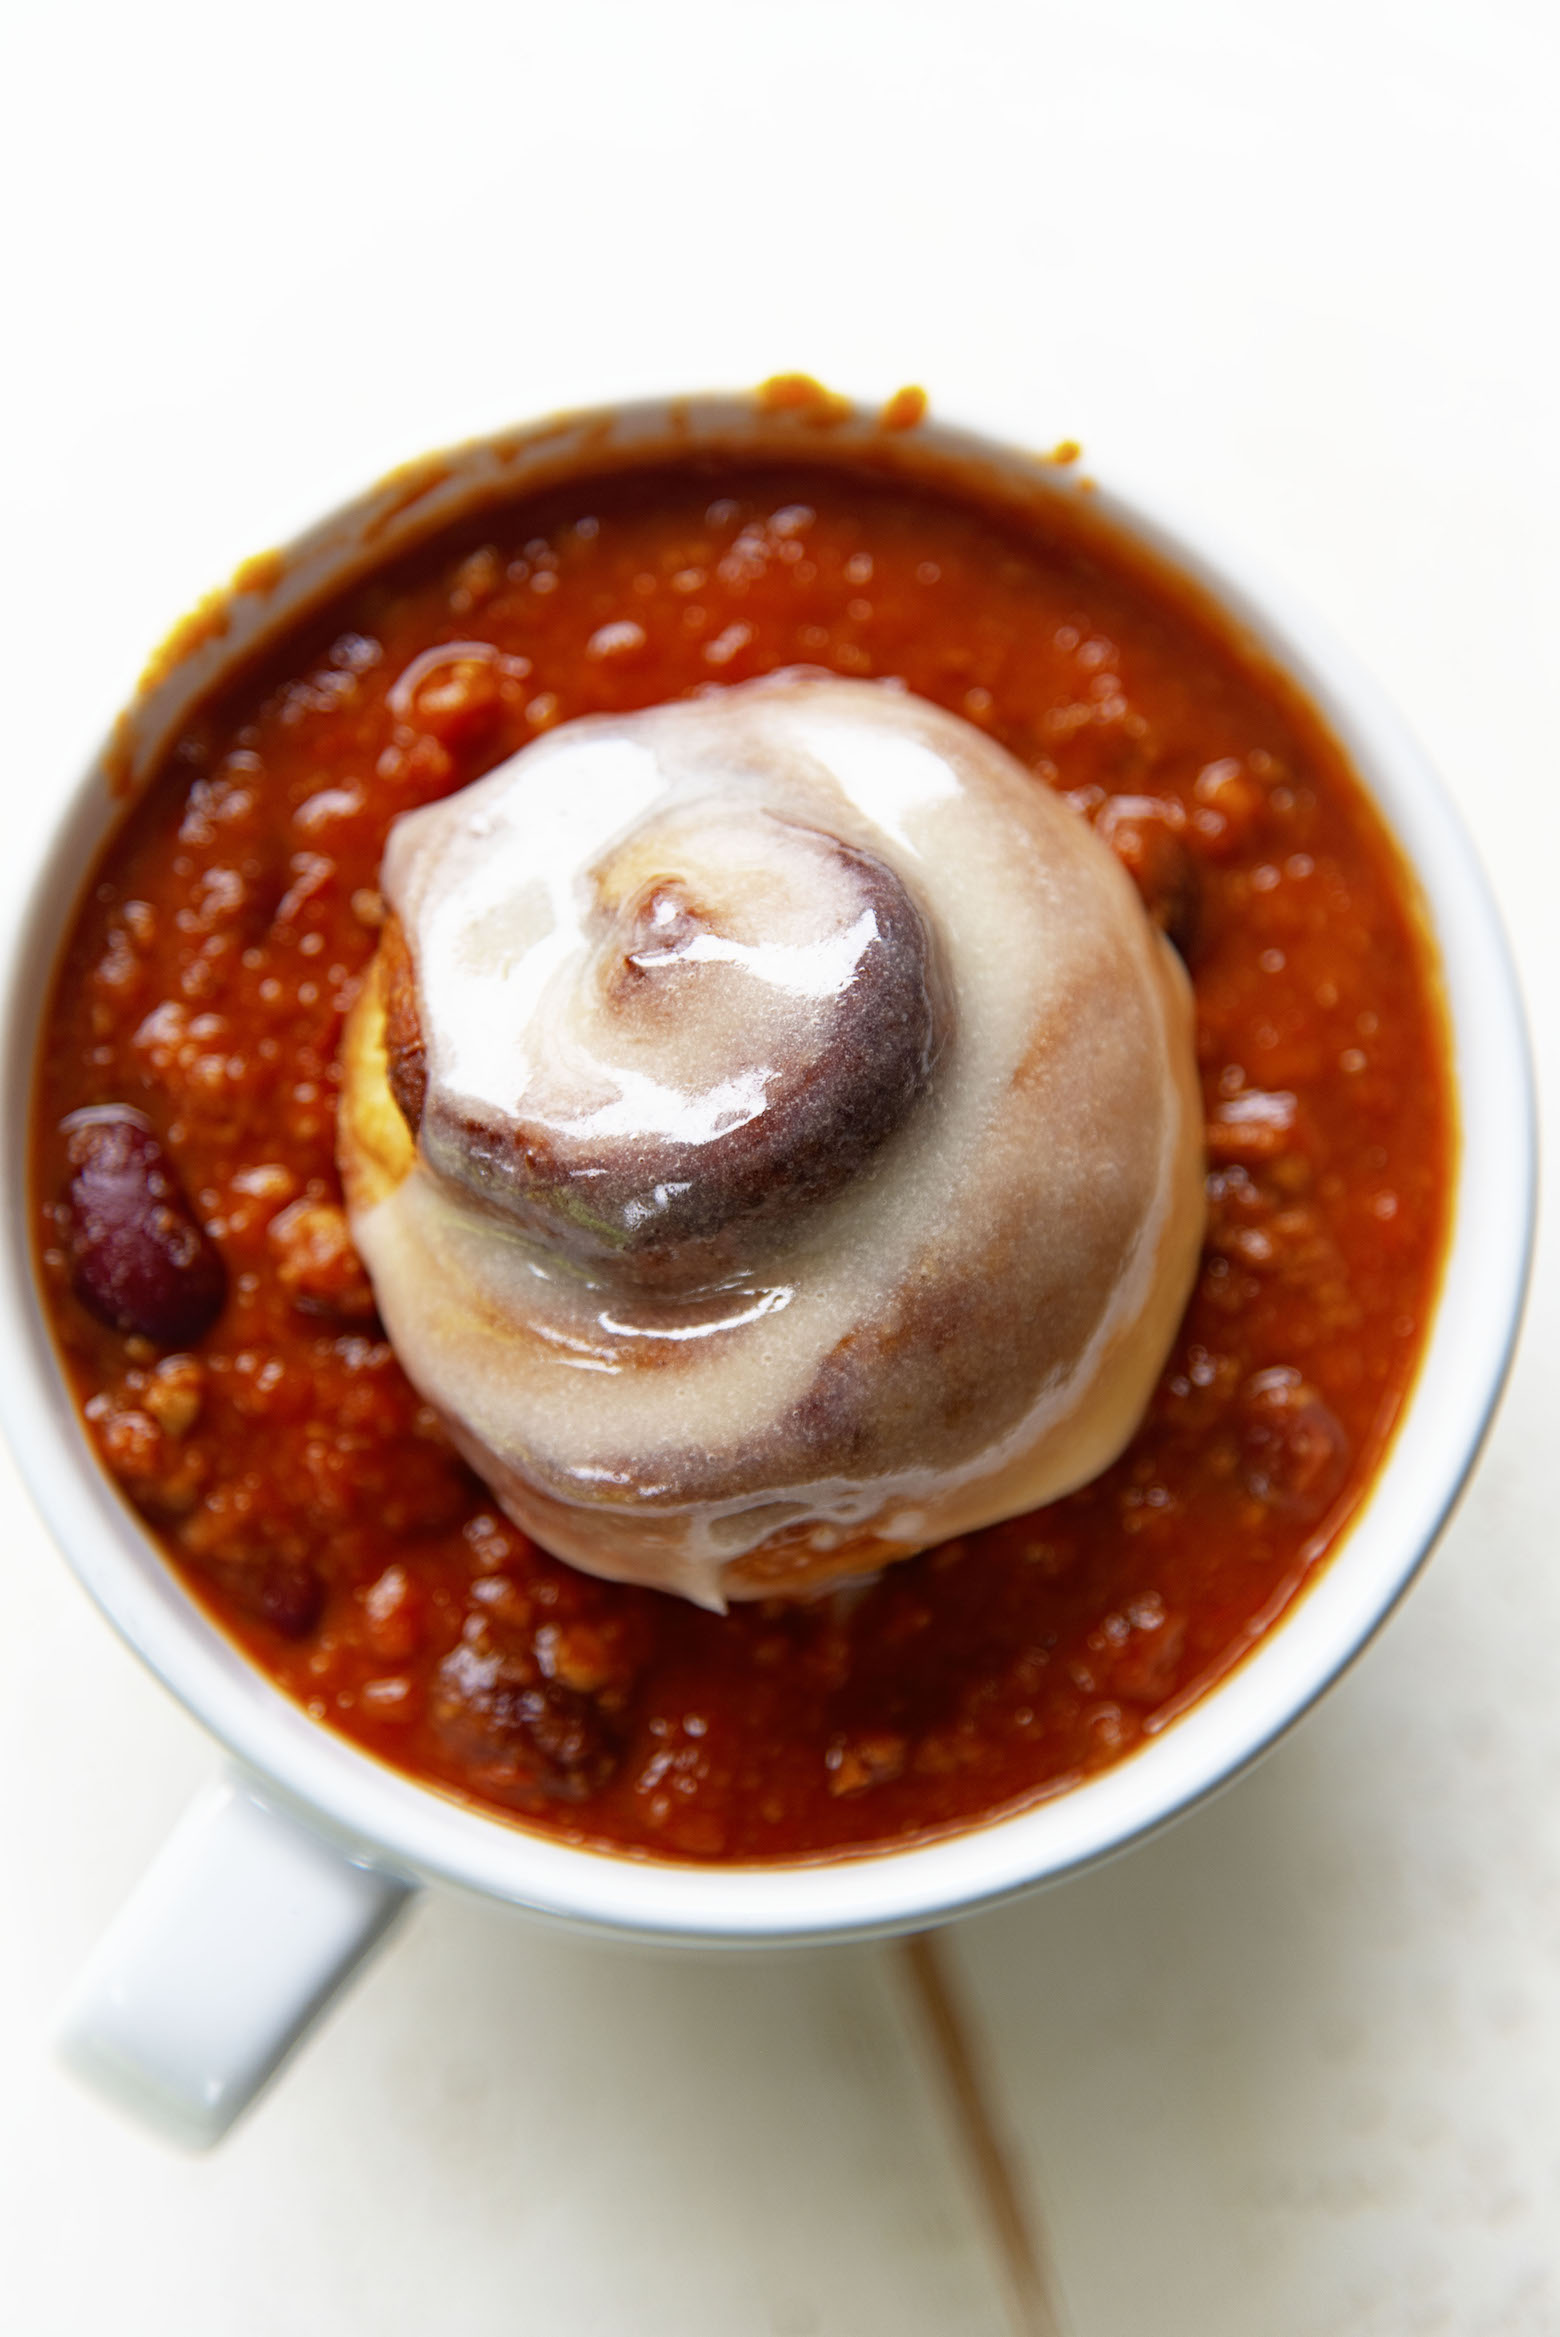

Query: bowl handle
[55,1770,418,2147]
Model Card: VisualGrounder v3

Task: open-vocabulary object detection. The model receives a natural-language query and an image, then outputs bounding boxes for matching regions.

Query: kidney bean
[61,1109,226,1346]
[432,1638,618,1801]
[1240,1367,1350,1522]
[228,1556,326,1639]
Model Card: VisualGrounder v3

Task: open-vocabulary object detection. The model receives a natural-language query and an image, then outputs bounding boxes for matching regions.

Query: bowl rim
[0,389,1536,1944]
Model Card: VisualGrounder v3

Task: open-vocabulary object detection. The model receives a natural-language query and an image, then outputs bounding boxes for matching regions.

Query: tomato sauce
[33,459,1450,1861]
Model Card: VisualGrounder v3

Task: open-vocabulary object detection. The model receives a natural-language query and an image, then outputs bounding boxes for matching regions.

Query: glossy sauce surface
[35,460,1450,1860]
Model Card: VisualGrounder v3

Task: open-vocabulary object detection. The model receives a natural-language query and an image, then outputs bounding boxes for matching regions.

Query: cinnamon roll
[338,673,1205,1607]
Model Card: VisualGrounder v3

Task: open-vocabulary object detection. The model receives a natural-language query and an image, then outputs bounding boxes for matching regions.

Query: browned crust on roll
[379,913,430,1135]
[338,944,416,1220]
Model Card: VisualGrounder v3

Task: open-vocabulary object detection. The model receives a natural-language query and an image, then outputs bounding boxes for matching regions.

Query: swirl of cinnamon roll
[338,674,1205,1608]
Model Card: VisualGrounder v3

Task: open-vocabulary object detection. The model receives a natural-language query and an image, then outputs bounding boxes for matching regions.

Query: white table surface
[3,3,1556,2328]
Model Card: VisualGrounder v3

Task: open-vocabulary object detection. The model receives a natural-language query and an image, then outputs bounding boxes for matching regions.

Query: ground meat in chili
[33,459,1450,1861]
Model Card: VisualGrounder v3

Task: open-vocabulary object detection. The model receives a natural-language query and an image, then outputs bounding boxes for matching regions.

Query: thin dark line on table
[900,1930,1064,2337]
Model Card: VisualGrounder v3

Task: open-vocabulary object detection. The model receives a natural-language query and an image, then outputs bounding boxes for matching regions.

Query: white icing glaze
[340,673,1206,1608]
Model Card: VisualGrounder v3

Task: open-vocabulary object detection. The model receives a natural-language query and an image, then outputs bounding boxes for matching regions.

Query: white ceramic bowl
[0,390,1534,2144]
